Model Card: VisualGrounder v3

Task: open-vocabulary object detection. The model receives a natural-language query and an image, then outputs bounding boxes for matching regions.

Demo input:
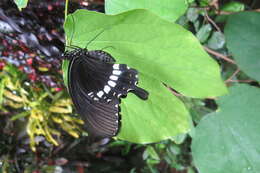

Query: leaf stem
[64,0,69,46]
[217,9,260,15]
[65,0,69,20]
[227,79,254,83]
[203,46,236,64]
[225,69,240,83]
[204,9,221,32]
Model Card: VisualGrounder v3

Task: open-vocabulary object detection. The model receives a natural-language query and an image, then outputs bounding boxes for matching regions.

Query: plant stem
[64,0,69,46]
[225,69,240,83]
[204,9,221,32]
[227,79,254,83]
[203,46,236,64]
[65,0,69,19]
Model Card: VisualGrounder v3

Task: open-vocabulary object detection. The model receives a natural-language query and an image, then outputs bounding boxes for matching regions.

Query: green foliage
[196,24,212,43]
[105,0,193,22]
[0,156,16,173]
[199,0,213,7]
[2,0,260,172]
[140,139,194,172]
[63,9,227,143]
[0,64,83,151]
[192,84,260,173]
[207,31,225,50]
[13,0,28,10]
[221,1,245,12]
[225,12,260,81]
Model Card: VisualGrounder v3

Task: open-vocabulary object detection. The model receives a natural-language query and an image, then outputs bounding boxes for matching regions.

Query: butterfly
[63,47,149,138]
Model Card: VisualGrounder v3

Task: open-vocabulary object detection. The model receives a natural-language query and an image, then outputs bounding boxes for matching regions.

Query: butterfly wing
[82,50,149,102]
[68,56,120,137]
[67,50,149,137]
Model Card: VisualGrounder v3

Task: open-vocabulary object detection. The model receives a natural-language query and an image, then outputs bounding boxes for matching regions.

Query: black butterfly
[63,47,149,138]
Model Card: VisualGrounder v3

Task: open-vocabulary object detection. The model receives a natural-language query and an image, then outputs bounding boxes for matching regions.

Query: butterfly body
[64,48,115,62]
[63,48,148,138]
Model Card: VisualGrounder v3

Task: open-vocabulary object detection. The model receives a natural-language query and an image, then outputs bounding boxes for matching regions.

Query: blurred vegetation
[0,0,259,172]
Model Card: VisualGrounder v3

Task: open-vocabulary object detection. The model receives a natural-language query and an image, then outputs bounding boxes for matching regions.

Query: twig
[225,68,255,84]
[218,8,260,15]
[225,69,240,83]
[0,111,14,116]
[204,9,221,32]
[227,79,254,83]
[204,46,236,64]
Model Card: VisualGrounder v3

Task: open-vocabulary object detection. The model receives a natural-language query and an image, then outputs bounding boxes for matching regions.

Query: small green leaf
[221,1,245,12]
[11,111,30,121]
[62,60,69,87]
[14,0,28,10]
[196,24,212,43]
[49,106,72,114]
[63,9,227,143]
[186,8,199,22]
[192,84,260,173]
[225,12,260,81]
[199,0,213,7]
[105,0,193,22]
[207,31,225,50]
[215,2,245,23]
[4,90,23,102]
[170,133,187,144]
[146,146,160,160]
[0,78,6,105]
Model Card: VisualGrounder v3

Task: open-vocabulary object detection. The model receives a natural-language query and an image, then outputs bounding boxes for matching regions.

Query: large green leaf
[63,9,227,143]
[192,84,260,173]
[105,0,193,22]
[225,12,260,81]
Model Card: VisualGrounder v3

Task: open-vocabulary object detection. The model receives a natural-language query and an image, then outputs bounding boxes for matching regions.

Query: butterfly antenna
[101,46,115,51]
[85,29,106,49]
